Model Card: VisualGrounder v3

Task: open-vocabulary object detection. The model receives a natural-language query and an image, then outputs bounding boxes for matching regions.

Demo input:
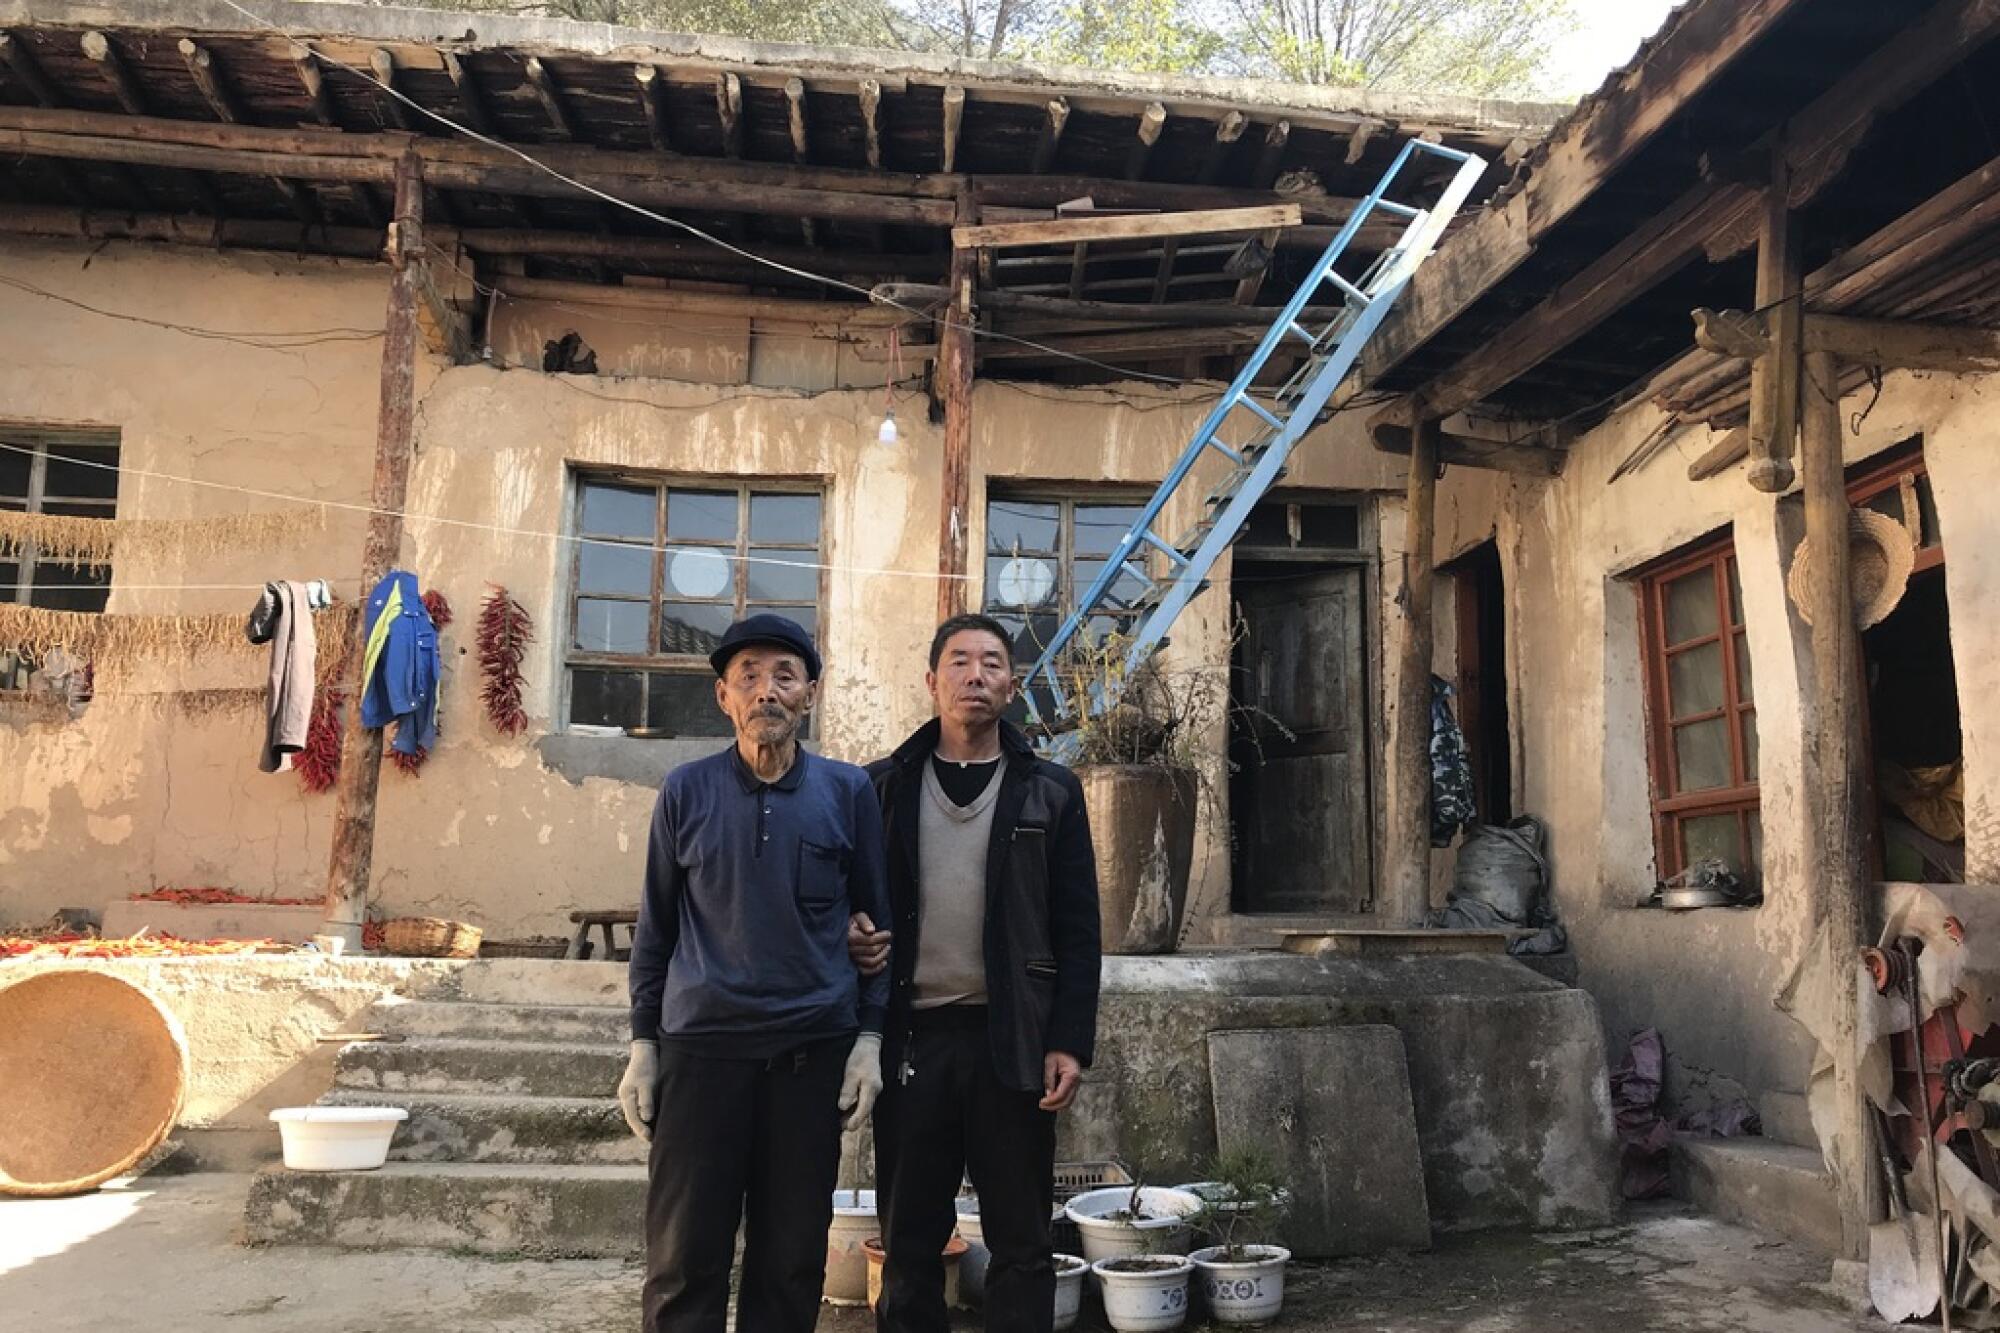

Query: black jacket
[867,718,1102,1093]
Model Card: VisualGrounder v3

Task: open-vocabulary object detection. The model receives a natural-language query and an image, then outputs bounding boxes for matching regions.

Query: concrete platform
[334,1036,628,1097]
[1671,1137,1840,1254]
[320,1089,643,1165]
[99,899,326,944]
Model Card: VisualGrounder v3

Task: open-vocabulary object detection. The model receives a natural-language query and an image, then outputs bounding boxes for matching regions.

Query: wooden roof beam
[941,84,965,174]
[1148,111,1253,302]
[1343,120,1379,166]
[523,57,573,140]
[442,52,491,136]
[955,203,1301,250]
[0,32,90,206]
[784,77,817,246]
[1251,119,1289,189]
[1125,101,1166,179]
[180,38,318,225]
[715,71,743,157]
[1031,97,1069,175]
[634,64,671,153]
[858,78,884,170]
[294,45,334,126]
[1374,0,2000,443]
[1356,0,1821,385]
[368,48,410,131]
[79,30,144,115]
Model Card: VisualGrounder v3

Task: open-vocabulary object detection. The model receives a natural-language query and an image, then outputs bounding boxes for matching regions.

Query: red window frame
[1637,535,1760,884]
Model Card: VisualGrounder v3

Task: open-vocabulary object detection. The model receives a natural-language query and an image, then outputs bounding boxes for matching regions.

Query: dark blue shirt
[630,746,889,1055]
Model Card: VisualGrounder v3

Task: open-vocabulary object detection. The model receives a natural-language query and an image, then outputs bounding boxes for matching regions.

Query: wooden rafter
[523,57,572,140]
[180,39,317,225]
[858,78,883,171]
[1125,101,1166,179]
[1343,120,1378,166]
[714,71,743,158]
[294,45,334,126]
[1747,145,1802,493]
[442,52,490,136]
[79,30,142,115]
[1252,119,1289,189]
[0,32,89,206]
[940,84,965,174]
[1031,97,1069,175]
[955,203,1300,250]
[785,78,817,246]
[368,48,409,131]
[634,64,671,153]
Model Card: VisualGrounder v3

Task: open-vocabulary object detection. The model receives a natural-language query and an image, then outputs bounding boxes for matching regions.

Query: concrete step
[333,1037,625,1098]
[371,999,629,1045]
[1758,1091,1818,1150]
[449,959,628,1008]
[1671,1136,1839,1254]
[243,1162,645,1258]
[321,1089,645,1165]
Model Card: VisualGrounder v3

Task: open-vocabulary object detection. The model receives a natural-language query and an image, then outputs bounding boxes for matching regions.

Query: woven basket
[1787,506,1916,631]
[477,937,567,960]
[381,916,483,959]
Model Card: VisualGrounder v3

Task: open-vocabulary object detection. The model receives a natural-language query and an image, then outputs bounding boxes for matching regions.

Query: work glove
[617,1039,659,1143]
[838,1033,884,1132]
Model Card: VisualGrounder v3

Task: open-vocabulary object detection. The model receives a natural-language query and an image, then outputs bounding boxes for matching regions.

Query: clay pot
[1077,765,1198,954]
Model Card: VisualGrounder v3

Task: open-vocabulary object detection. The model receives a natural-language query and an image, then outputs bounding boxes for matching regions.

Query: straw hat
[0,970,188,1197]
[1787,506,1917,631]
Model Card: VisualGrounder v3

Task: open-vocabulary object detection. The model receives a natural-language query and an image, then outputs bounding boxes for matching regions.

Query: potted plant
[1052,1252,1090,1331]
[1063,1180,1203,1263]
[1044,636,1218,955]
[1091,1252,1195,1332]
[1183,1146,1292,1325]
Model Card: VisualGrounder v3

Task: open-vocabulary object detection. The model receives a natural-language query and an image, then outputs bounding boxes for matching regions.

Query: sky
[1547,0,1680,97]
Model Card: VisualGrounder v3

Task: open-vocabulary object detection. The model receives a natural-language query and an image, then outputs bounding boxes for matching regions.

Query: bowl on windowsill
[623,726,675,740]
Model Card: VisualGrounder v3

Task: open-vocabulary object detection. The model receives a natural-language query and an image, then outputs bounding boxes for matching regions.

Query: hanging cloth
[246,580,317,773]
[1429,674,1476,847]
[360,570,440,757]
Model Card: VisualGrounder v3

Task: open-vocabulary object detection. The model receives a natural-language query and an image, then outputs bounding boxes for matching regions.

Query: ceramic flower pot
[1092,1254,1194,1333]
[1063,1186,1203,1264]
[1189,1244,1291,1325]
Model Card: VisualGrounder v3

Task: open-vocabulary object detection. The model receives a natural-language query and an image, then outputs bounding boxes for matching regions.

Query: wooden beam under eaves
[83,29,217,214]
[858,78,884,170]
[180,39,318,225]
[295,44,334,125]
[715,71,743,157]
[368,48,410,131]
[442,52,491,135]
[955,203,1301,250]
[523,58,573,140]
[785,78,817,245]
[1252,119,1290,189]
[635,65,672,152]
[1126,102,1166,179]
[941,84,965,173]
[0,33,90,206]
[1031,97,1068,174]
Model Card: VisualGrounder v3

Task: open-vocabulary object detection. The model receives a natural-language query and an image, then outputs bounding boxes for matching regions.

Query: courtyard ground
[0,1172,1894,1332]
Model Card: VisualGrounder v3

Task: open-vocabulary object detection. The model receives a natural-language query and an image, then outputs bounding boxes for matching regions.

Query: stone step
[1757,1091,1817,1150]
[371,998,629,1045]
[449,959,629,1009]
[243,1162,646,1258]
[1671,1136,1839,1254]
[321,1089,645,1165]
[333,1037,626,1098]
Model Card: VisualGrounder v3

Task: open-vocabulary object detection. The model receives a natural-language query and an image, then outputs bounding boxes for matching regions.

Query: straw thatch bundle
[0,602,359,679]
[0,507,326,572]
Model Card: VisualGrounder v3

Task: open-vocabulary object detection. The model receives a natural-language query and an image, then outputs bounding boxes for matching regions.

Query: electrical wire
[0,273,383,349]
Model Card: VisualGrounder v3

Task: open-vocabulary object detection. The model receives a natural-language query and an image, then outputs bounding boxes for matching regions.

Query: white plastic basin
[269,1106,408,1171]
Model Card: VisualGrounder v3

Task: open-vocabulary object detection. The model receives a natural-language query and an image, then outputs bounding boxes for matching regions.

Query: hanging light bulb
[877,408,899,445]
[876,327,903,445]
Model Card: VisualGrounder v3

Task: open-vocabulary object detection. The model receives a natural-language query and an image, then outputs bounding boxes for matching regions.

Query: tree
[1215,0,1577,95]
[1036,0,1226,74]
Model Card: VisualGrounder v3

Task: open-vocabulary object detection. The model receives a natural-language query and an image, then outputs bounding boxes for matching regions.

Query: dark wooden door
[1230,566,1372,913]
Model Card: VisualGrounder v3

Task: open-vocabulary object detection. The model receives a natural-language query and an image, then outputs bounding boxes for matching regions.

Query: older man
[850,613,1101,1333]
[617,613,889,1333]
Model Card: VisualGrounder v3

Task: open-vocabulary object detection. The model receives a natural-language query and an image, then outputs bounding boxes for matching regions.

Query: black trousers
[643,1035,853,1333]
[875,1007,1056,1333]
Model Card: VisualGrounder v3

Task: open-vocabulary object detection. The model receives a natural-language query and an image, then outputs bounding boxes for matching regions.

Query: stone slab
[1207,1025,1431,1257]
[100,899,326,944]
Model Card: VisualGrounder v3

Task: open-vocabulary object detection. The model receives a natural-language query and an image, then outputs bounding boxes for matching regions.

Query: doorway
[1445,540,1512,825]
[1230,558,1373,914]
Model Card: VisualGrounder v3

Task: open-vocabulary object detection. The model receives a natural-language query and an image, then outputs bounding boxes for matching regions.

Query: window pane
[996,612,1061,664]
[988,500,1059,555]
[1083,614,1133,647]
[660,601,733,656]
[1674,717,1733,792]
[576,542,653,597]
[749,493,820,544]
[0,447,28,499]
[43,443,118,500]
[1667,642,1726,718]
[1241,503,1290,547]
[664,547,735,600]
[1735,631,1752,698]
[1663,567,1720,644]
[985,553,1059,613]
[28,562,109,612]
[573,598,649,654]
[1746,810,1764,884]
[1742,715,1759,782]
[646,672,732,736]
[1076,558,1149,613]
[1073,504,1142,558]
[746,549,817,602]
[1679,812,1745,874]
[569,669,643,727]
[0,560,17,599]
[579,481,656,539]
[756,604,817,644]
[667,489,738,543]
[1300,503,1361,549]
[1917,474,1941,550]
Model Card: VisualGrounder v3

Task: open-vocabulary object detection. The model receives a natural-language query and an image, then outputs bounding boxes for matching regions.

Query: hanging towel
[1429,674,1476,847]
[360,570,440,757]
[246,580,317,773]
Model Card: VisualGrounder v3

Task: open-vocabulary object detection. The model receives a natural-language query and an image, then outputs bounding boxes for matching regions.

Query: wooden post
[1748,147,1801,494]
[935,195,977,623]
[322,151,424,949]
[1800,347,1873,1261]
[1384,416,1441,924]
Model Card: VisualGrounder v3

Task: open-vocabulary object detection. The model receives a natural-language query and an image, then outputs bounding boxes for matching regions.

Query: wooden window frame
[1846,439,1940,573]
[0,426,120,609]
[1637,534,1760,884]
[562,470,826,731]
[982,487,1152,649]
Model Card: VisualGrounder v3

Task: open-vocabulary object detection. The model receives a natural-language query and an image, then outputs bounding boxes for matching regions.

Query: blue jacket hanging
[360,570,440,757]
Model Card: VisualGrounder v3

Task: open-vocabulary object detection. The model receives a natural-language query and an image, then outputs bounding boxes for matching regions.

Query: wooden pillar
[1748,148,1801,494]
[936,195,977,623]
[322,151,424,949]
[1384,416,1441,924]
[1800,347,1873,1261]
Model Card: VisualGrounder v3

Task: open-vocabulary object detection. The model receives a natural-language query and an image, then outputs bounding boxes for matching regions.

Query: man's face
[715,645,816,747]
[926,629,1015,726]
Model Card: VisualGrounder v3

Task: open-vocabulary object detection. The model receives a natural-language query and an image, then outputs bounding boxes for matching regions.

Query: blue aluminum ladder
[1019,138,1487,744]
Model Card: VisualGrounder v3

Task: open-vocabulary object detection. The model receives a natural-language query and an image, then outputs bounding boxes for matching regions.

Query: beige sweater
[912,759,1003,1010]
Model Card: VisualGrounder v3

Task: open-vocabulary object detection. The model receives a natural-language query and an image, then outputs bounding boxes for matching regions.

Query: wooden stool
[565,909,638,962]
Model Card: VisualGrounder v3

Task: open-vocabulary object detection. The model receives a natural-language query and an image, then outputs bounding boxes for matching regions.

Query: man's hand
[617,1040,659,1142]
[847,913,891,977]
[839,1034,884,1131]
[1040,1050,1082,1112]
